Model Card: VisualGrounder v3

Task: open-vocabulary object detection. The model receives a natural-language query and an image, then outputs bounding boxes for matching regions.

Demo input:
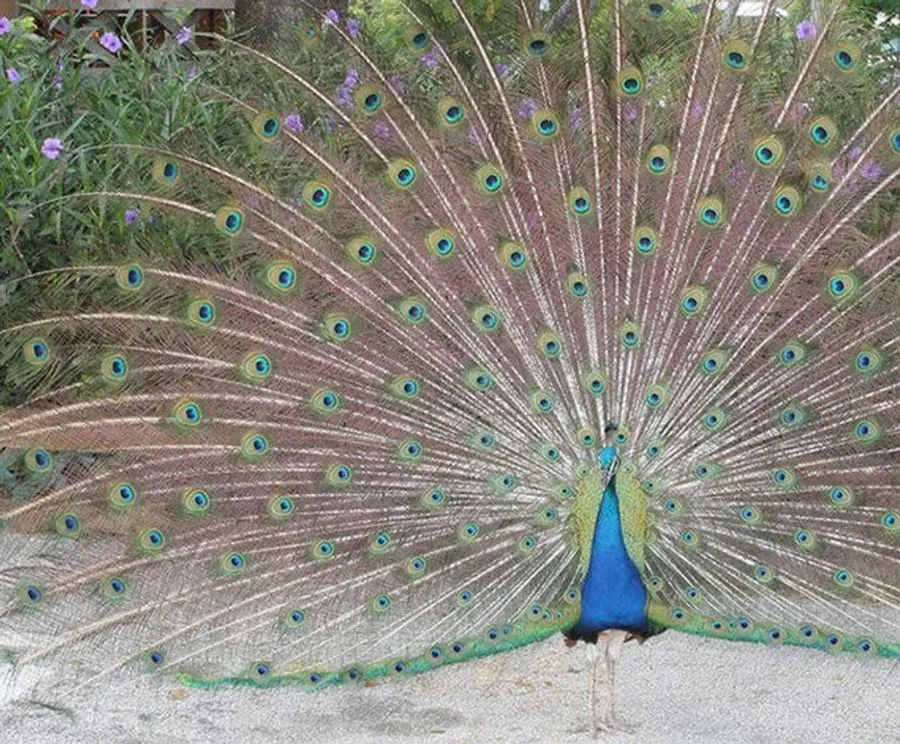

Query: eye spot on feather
[406,556,427,577]
[220,551,247,576]
[426,227,457,258]
[116,262,145,291]
[646,145,671,175]
[524,31,550,56]
[138,528,166,553]
[827,486,854,508]
[101,576,128,600]
[322,313,353,343]
[853,348,884,375]
[518,535,537,554]
[808,116,838,147]
[537,331,563,359]
[391,375,420,400]
[145,650,166,669]
[753,137,783,167]
[772,186,801,217]
[311,539,336,562]
[241,433,270,459]
[458,521,481,544]
[355,84,383,114]
[531,390,554,413]
[583,370,607,396]
[500,241,528,270]
[389,159,418,190]
[346,237,378,267]
[722,40,751,71]
[620,321,642,349]
[739,506,761,524]
[750,264,779,292]
[371,593,393,613]
[697,197,725,227]
[152,158,180,185]
[268,494,295,520]
[420,487,446,509]
[793,529,817,550]
[23,337,51,366]
[779,405,808,428]
[407,26,431,51]
[183,489,212,515]
[303,182,332,210]
[532,110,560,139]
[472,304,501,332]
[634,226,658,256]
[252,111,281,141]
[699,349,727,376]
[680,286,708,317]
[617,67,644,96]
[310,388,343,415]
[833,569,854,588]
[23,447,53,474]
[880,511,899,532]
[55,513,81,538]
[568,188,593,217]
[283,609,305,629]
[214,206,246,235]
[753,565,773,584]
[109,482,138,509]
[831,42,862,73]
[852,418,882,444]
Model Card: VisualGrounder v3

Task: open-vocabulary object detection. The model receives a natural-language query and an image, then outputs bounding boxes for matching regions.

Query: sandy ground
[0,630,897,744]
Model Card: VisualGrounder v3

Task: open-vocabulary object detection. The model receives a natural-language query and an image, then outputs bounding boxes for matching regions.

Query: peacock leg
[599,628,634,733]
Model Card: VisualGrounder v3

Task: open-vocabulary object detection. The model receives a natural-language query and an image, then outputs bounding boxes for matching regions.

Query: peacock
[1,0,898,735]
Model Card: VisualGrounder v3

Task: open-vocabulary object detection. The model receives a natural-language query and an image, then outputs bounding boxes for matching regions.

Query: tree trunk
[235,0,347,47]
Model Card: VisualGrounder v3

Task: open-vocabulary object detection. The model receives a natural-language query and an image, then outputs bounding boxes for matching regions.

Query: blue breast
[569,477,649,639]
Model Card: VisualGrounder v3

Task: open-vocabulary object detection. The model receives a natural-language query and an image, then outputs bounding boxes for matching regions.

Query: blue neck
[570,477,648,638]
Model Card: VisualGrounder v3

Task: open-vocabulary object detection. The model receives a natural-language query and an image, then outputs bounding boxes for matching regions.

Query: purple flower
[5,68,20,84]
[41,137,64,160]
[795,20,817,41]
[467,127,481,146]
[336,85,353,108]
[860,161,883,181]
[100,32,122,54]
[569,106,584,132]
[389,74,406,93]
[124,209,139,226]
[325,117,336,132]
[690,102,703,122]
[53,73,63,90]
[421,49,439,70]
[285,113,304,133]
[847,146,862,161]
[372,121,391,143]
[495,62,508,76]
[187,66,198,80]
[346,19,360,39]
[324,8,339,25]
[517,97,538,119]
[176,26,191,45]
[81,0,98,8]
[624,103,638,123]
[726,162,747,184]
[344,68,359,87]
[146,213,160,223]
[0,17,10,35]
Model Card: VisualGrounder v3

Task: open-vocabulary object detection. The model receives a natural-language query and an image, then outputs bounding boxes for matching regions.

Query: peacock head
[598,422,619,470]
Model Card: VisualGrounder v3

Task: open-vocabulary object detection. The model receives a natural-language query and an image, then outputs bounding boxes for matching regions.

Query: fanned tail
[1,0,898,699]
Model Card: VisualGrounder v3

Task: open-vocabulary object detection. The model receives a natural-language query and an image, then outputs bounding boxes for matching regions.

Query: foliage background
[1,0,897,303]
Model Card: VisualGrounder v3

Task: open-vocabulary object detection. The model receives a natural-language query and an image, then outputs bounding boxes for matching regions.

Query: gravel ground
[1,629,897,743]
